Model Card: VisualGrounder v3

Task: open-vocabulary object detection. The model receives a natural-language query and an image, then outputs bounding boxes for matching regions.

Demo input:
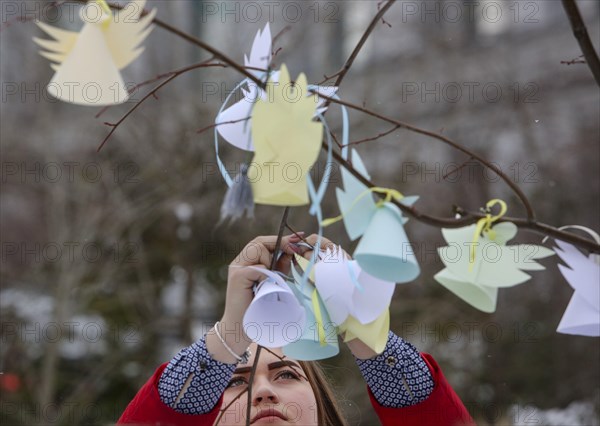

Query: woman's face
[215,344,318,425]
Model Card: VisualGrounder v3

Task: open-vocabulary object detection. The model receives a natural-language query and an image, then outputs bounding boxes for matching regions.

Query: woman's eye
[275,370,300,381]
[227,377,247,388]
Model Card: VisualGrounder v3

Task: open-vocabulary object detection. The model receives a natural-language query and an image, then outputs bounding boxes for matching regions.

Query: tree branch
[323,140,600,253]
[96,60,224,151]
[561,0,600,86]
[64,0,266,88]
[316,92,537,221]
[320,0,396,107]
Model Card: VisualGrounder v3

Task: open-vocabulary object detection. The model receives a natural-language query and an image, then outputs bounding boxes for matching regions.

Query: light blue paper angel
[435,221,554,312]
[331,149,420,283]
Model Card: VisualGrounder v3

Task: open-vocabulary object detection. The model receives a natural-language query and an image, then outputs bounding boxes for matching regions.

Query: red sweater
[117,353,475,426]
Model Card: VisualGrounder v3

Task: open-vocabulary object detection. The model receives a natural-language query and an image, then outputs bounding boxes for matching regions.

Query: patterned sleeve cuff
[354,331,435,408]
[157,334,236,414]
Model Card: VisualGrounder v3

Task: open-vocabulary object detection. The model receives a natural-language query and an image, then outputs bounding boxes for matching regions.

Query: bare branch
[319,0,396,95]
[316,92,537,221]
[96,60,224,151]
[196,117,250,136]
[346,125,401,147]
[561,0,600,86]
[60,0,265,88]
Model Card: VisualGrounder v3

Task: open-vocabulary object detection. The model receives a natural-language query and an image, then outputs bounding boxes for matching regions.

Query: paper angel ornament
[435,221,554,312]
[249,64,324,206]
[216,24,337,152]
[313,247,396,326]
[329,149,420,283]
[335,149,377,240]
[292,249,393,354]
[33,0,155,105]
[242,268,306,348]
[244,23,272,78]
[285,263,339,360]
[354,202,421,283]
[554,240,600,336]
[339,309,390,354]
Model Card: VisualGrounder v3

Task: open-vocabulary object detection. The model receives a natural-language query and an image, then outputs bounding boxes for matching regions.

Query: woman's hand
[296,233,350,261]
[222,233,306,327]
[207,233,305,363]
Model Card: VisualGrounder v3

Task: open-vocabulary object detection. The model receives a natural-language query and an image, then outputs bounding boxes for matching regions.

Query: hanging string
[469,199,508,270]
[320,187,404,227]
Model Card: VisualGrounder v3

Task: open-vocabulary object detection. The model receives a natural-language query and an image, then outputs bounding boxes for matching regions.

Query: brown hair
[298,360,349,426]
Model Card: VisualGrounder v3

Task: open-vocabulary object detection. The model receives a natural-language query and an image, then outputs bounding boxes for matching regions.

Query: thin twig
[561,0,600,86]
[322,139,600,253]
[346,125,400,147]
[95,59,215,118]
[196,117,250,135]
[60,0,265,88]
[214,387,248,425]
[442,156,475,181]
[320,0,396,106]
[328,129,342,149]
[272,26,291,46]
[96,60,224,151]
[315,92,537,221]
[561,54,586,66]
[243,208,290,426]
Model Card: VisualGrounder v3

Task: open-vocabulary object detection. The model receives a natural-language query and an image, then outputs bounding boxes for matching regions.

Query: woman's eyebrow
[267,360,302,371]
[232,360,302,375]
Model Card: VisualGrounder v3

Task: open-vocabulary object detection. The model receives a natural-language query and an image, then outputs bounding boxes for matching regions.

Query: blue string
[213,78,251,188]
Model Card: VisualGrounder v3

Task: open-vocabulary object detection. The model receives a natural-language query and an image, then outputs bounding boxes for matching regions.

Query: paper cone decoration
[314,247,395,325]
[336,149,377,240]
[283,280,339,361]
[339,310,390,354]
[434,267,499,313]
[216,24,337,152]
[243,269,306,348]
[435,222,554,312]
[554,240,600,336]
[354,202,421,283]
[249,64,323,206]
[290,249,393,356]
[33,0,156,105]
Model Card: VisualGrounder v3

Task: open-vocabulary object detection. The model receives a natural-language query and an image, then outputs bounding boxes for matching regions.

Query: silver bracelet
[213,321,252,364]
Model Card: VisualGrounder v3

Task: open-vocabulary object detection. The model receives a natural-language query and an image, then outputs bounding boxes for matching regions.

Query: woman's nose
[252,378,280,405]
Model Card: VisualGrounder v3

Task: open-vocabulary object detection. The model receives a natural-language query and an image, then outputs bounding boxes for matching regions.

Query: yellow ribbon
[321,187,404,227]
[93,0,113,29]
[311,289,327,346]
[469,199,507,271]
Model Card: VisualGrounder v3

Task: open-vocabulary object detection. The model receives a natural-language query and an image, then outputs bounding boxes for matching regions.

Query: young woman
[117,234,475,425]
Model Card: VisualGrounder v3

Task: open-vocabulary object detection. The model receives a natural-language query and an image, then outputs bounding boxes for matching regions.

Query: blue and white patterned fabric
[158,331,434,414]
[355,331,434,407]
[158,335,236,414]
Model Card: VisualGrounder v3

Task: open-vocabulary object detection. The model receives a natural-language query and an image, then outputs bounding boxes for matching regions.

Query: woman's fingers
[298,234,336,260]
[231,234,305,268]
[296,234,352,260]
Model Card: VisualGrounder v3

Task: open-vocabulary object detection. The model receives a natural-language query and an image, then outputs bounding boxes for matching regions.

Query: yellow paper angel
[250,64,324,206]
[33,0,156,106]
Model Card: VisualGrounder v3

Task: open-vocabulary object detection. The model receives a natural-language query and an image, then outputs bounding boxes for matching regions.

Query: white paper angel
[312,246,396,326]
[554,239,600,336]
[215,23,338,151]
[33,0,156,105]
